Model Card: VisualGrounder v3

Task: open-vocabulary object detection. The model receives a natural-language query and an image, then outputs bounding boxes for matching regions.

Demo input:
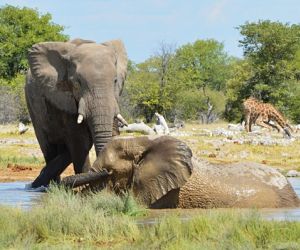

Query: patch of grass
[0,188,300,249]
[134,210,300,250]
[0,124,36,139]
[0,186,144,249]
[0,155,44,168]
[0,144,44,168]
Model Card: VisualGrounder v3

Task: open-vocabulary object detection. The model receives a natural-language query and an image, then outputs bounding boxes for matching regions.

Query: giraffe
[242,97,293,137]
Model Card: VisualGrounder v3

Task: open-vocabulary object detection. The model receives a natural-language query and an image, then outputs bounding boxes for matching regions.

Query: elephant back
[178,158,300,208]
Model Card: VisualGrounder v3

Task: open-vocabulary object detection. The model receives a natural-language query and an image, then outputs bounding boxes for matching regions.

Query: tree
[0,5,68,79]
[224,59,253,121]
[124,43,177,122]
[174,39,230,91]
[125,39,231,123]
[155,42,177,114]
[238,20,300,103]
[224,20,300,122]
[172,39,230,122]
[0,5,68,123]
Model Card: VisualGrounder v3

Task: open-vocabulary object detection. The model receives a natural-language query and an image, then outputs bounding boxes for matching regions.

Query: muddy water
[260,178,300,221]
[0,181,43,210]
[0,179,300,221]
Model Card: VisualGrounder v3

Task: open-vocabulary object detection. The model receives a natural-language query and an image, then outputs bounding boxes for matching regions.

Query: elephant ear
[133,136,193,206]
[28,42,77,114]
[102,40,128,94]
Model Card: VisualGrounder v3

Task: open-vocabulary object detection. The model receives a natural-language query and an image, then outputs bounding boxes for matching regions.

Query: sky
[1,0,300,62]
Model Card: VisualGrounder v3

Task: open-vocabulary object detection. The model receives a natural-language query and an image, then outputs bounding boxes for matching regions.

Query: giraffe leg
[245,113,251,132]
[267,121,281,132]
[255,116,274,131]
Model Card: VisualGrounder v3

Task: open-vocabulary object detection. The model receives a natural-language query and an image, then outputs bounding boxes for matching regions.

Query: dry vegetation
[1,122,300,182]
[178,122,300,172]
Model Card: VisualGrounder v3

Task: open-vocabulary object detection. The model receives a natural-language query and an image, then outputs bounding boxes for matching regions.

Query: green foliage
[2,6,300,125]
[224,20,300,122]
[136,210,299,249]
[0,5,68,79]
[125,39,230,122]
[224,59,253,121]
[0,186,143,248]
[174,39,230,91]
[0,5,68,122]
[286,81,300,123]
[125,55,178,122]
[238,20,300,102]
[175,88,226,121]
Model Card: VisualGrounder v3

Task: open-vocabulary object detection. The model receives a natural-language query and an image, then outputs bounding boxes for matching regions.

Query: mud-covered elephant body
[177,160,299,208]
[26,39,128,188]
[62,136,299,208]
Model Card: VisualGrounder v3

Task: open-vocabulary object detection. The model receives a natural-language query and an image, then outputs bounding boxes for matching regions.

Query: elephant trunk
[61,169,110,188]
[91,111,113,156]
[84,88,114,156]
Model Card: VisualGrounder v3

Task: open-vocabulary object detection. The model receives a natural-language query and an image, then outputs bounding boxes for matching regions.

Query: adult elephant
[61,136,300,208]
[25,38,128,188]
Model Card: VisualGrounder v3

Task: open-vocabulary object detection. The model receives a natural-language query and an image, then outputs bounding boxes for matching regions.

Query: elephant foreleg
[31,151,71,188]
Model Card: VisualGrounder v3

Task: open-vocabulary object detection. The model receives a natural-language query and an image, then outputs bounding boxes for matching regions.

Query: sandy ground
[0,164,75,183]
[1,123,300,182]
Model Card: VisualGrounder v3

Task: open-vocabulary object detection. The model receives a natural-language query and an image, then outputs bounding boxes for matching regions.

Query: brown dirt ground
[0,164,75,183]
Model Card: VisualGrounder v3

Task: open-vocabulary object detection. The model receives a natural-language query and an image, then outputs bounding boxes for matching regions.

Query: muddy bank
[0,164,74,182]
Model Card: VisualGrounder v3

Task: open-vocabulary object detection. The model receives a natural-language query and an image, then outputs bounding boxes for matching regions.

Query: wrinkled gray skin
[25,38,127,188]
[62,136,299,208]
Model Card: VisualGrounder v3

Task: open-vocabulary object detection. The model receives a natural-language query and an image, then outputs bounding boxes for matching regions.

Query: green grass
[0,187,300,249]
[136,211,300,250]
[0,144,44,168]
[0,124,43,168]
[0,186,145,249]
[0,154,44,168]
[0,124,36,139]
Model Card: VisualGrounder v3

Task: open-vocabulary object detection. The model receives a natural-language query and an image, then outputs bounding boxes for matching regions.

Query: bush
[175,88,226,123]
[0,74,29,124]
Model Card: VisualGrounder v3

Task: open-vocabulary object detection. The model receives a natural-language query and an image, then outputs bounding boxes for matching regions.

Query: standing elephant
[25,38,128,188]
[62,136,299,208]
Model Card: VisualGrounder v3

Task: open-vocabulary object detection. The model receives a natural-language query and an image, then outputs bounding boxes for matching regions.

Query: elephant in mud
[61,136,300,208]
[25,38,128,188]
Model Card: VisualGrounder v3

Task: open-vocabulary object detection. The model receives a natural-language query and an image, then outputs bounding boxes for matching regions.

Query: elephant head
[28,38,128,154]
[61,136,193,207]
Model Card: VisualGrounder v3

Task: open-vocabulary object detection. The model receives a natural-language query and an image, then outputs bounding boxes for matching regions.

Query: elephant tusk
[77,114,84,124]
[77,98,85,124]
[117,114,128,126]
